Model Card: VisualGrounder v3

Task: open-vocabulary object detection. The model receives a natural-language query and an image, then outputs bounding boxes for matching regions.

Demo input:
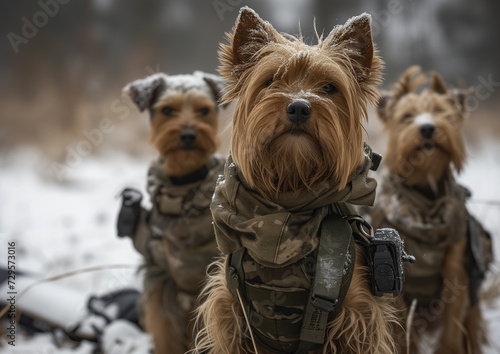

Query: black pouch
[368,228,415,297]
[117,188,143,238]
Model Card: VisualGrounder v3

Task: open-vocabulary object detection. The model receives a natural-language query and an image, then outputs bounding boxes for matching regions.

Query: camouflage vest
[212,148,379,352]
[372,170,492,305]
[133,155,225,307]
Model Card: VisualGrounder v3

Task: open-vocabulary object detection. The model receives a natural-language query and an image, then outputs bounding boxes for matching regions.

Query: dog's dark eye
[402,113,414,121]
[322,84,337,94]
[162,107,173,116]
[264,78,273,87]
[200,107,210,116]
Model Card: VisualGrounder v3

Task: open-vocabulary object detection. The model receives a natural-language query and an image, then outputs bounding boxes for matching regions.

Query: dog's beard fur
[124,73,225,179]
[375,67,489,353]
[220,10,382,198]
[387,103,465,187]
[151,119,218,176]
[149,92,219,177]
[194,8,401,354]
[378,66,467,188]
[229,54,367,198]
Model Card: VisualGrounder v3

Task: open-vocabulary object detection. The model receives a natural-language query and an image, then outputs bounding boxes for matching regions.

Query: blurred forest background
[0,0,499,163]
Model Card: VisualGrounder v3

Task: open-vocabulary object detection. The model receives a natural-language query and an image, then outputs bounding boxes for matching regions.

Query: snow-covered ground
[0,133,499,352]
[0,149,153,353]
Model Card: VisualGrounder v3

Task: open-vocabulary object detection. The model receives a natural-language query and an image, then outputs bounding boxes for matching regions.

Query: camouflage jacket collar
[147,155,225,216]
[212,148,378,268]
[376,170,469,246]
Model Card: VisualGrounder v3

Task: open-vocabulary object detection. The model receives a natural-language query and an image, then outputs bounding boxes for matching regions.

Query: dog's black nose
[180,130,197,148]
[419,124,435,139]
[287,101,311,124]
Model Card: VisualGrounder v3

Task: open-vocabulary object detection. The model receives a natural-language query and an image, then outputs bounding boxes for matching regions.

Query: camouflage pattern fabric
[241,251,314,351]
[212,149,378,268]
[213,147,377,351]
[133,154,225,315]
[372,170,491,304]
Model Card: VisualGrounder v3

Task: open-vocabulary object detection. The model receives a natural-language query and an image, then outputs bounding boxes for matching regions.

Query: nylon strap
[244,282,308,306]
[226,248,246,301]
[299,212,355,347]
[225,208,357,353]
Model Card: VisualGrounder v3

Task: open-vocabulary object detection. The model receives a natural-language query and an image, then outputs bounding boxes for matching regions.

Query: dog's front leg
[435,237,469,354]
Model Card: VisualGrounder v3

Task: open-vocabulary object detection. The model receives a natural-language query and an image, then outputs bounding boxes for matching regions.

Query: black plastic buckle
[311,295,338,312]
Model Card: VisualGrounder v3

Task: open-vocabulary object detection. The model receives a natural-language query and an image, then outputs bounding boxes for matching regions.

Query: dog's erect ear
[449,87,473,113]
[194,71,227,107]
[431,72,472,113]
[392,66,426,102]
[324,14,377,77]
[220,7,285,80]
[123,74,166,112]
[232,7,283,64]
[430,72,448,95]
[323,13,383,92]
[325,14,374,70]
[376,90,393,124]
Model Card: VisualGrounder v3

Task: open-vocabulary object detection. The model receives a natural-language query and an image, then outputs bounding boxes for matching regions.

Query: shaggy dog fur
[374,66,491,354]
[123,71,224,354]
[194,7,401,354]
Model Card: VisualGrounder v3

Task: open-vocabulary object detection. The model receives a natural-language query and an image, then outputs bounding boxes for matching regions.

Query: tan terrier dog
[195,7,404,354]
[372,66,493,353]
[119,71,226,354]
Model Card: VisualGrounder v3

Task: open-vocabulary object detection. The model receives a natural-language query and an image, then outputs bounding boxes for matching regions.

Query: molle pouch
[117,188,143,238]
[368,228,415,297]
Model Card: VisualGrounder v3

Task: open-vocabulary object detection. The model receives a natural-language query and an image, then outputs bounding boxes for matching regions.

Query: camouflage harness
[117,155,225,315]
[212,148,410,353]
[372,171,492,306]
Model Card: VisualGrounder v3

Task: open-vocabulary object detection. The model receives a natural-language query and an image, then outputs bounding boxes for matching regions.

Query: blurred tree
[0,0,498,151]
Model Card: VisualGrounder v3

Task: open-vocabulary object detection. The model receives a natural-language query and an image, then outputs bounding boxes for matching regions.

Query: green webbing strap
[244,282,309,306]
[226,247,246,301]
[335,202,352,216]
[251,313,303,336]
[299,212,355,348]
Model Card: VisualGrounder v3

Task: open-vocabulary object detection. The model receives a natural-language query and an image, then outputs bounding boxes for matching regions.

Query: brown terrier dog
[195,7,403,354]
[372,66,493,353]
[120,71,226,354]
